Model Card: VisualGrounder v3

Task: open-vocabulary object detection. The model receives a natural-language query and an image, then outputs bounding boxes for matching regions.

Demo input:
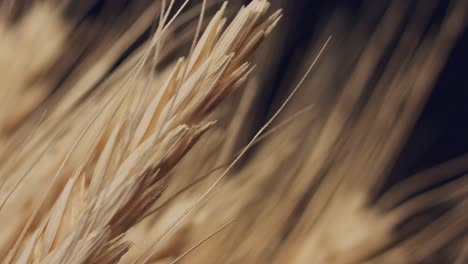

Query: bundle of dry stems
[0,0,467,263]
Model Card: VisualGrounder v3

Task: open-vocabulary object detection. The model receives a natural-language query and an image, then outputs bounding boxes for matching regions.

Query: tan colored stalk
[1,1,280,263]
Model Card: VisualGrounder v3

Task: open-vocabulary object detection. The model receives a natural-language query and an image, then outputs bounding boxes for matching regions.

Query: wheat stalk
[0,1,280,263]
[1,0,468,263]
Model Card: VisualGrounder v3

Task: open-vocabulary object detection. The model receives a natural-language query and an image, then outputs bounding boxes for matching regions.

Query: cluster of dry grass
[1,0,468,263]
[0,0,280,262]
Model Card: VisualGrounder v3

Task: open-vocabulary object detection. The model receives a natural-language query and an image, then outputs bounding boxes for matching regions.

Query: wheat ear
[3,1,281,263]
